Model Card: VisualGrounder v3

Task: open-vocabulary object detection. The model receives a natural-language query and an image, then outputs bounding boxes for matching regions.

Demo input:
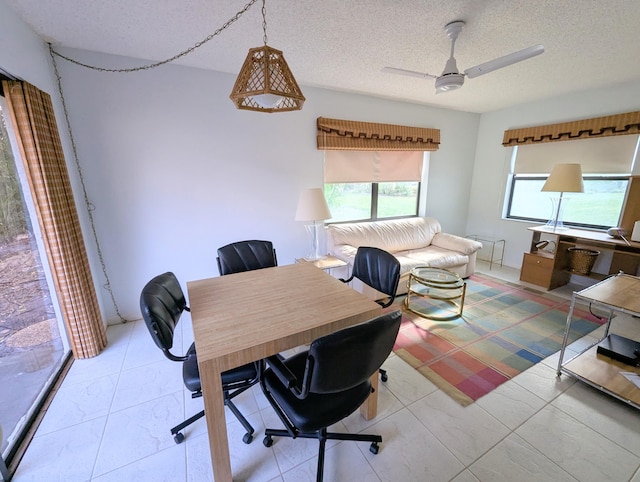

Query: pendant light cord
[262,0,268,45]
[50,0,259,73]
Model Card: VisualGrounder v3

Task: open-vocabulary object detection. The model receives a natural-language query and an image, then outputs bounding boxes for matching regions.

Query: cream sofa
[326,217,483,297]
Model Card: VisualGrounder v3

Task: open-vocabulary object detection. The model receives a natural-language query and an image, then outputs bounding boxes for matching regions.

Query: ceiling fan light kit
[435,74,464,92]
[383,19,544,95]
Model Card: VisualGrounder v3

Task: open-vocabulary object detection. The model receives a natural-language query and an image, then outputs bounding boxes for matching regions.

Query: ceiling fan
[382,20,544,93]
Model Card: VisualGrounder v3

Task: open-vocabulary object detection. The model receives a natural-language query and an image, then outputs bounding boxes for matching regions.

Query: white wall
[7,0,640,326]
[1,9,480,326]
[466,80,640,268]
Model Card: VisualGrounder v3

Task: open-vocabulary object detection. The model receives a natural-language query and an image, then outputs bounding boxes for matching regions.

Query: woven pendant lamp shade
[230,45,305,113]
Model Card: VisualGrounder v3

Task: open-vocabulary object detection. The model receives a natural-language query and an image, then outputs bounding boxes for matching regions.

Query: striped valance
[317,117,440,151]
[502,111,640,146]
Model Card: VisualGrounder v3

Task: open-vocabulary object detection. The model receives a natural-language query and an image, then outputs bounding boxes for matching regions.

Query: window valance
[317,117,440,151]
[502,111,640,146]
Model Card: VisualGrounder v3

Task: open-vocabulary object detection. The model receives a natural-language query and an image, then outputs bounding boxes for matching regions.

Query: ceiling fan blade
[381,67,437,80]
[464,44,544,79]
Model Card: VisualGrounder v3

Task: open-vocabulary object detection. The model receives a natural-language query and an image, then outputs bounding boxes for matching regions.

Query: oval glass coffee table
[404,267,466,320]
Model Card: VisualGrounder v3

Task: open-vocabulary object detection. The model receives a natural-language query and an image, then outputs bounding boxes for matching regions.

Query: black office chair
[339,246,401,382]
[260,310,402,482]
[216,240,278,275]
[140,272,260,444]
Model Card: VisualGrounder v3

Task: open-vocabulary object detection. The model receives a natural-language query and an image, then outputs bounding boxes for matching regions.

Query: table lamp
[541,163,584,231]
[295,188,332,260]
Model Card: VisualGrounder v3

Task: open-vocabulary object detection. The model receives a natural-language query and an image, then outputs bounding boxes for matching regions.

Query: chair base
[263,427,381,482]
[171,390,255,445]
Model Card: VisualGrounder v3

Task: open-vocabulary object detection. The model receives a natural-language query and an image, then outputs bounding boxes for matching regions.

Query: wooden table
[187,262,382,481]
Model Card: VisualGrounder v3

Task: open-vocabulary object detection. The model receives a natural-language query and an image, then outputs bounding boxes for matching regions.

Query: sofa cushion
[395,248,469,275]
[327,217,440,253]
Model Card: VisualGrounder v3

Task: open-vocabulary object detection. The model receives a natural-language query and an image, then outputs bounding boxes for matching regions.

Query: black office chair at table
[260,310,402,482]
[216,239,278,275]
[339,246,401,382]
[140,272,260,444]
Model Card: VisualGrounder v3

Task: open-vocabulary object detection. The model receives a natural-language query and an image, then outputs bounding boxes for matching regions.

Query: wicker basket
[568,247,600,275]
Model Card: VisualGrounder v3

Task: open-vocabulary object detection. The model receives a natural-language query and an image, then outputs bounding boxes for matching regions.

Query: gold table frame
[404,267,466,320]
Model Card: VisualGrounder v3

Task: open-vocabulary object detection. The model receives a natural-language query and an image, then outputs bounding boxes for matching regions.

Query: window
[325,182,420,222]
[507,175,629,229]
[505,135,639,229]
[0,97,68,464]
[316,117,438,223]
[323,150,425,223]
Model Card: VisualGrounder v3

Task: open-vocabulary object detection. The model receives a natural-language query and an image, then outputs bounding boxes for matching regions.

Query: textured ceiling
[4,0,640,113]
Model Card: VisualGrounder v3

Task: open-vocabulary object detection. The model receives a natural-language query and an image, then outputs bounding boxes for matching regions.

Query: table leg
[199,359,233,481]
[360,373,379,420]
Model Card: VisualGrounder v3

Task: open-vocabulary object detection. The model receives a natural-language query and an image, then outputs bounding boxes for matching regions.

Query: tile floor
[9,262,640,481]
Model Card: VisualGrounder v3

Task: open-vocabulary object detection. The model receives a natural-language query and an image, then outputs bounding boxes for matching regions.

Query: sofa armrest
[431,232,482,255]
[329,244,358,263]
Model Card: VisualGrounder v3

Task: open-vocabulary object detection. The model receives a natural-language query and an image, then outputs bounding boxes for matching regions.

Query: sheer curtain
[2,80,106,359]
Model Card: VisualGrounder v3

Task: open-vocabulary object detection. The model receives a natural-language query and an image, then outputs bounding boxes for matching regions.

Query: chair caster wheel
[243,433,253,444]
[173,432,185,444]
[369,442,379,454]
[380,372,388,382]
[263,435,273,447]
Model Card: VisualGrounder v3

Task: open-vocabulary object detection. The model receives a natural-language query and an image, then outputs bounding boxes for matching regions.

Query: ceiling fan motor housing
[435,73,464,92]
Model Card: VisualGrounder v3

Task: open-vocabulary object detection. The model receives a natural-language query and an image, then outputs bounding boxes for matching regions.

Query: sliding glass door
[0,100,69,459]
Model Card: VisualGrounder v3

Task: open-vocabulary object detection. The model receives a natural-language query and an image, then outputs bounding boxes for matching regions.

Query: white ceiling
[5,0,640,113]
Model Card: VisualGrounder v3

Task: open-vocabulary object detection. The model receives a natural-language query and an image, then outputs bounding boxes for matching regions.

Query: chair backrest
[302,310,401,395]
[351,246,401,307]
[217,240,278,275]
[139,272,188,359]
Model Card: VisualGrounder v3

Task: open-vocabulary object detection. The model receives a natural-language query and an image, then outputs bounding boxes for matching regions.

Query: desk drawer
[520,253,554,289]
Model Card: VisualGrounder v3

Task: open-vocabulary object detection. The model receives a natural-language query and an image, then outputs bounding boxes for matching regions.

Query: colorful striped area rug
[390,272,605,406]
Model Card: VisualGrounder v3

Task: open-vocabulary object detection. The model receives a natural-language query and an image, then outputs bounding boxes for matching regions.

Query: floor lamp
[295,188,332,260]
[541,163,584,231]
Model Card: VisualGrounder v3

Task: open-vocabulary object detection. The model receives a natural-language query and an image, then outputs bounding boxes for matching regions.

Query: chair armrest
[265,355,297,389]
[431,232,483,255]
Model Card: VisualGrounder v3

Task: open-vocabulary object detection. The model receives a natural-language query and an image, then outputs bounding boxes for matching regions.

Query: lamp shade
[295,188,331,221]
[229,45,305,113]
[541,163,584,193]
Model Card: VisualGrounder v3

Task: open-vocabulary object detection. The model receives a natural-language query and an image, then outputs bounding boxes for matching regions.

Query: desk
[520,226,640,290]
[187,263,382,481]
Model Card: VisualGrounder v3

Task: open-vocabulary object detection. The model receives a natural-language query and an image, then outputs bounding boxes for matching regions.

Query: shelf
[557,274,640,411]
[561,269,609,282]
[561,344,640,408]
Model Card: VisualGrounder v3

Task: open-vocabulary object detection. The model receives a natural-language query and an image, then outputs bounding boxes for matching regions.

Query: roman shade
[317,117,440,151]
[324,150,424,183]
[514,135,638,174]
